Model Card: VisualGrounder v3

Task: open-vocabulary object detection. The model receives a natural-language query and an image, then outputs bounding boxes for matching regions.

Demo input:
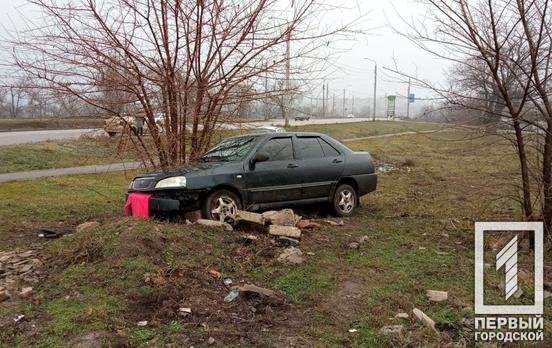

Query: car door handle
[332,158,343,164]
[287,163,299,168]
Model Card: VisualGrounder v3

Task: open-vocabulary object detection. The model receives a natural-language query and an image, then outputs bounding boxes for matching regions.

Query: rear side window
[258,137,293,161]
[319,139,340,157]
[296,137,324,159]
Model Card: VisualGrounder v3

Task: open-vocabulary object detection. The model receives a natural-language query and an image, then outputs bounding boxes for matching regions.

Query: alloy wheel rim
[211,196,237,222]
[338,189,354,213]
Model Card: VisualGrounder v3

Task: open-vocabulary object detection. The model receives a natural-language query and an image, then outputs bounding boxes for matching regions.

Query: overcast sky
[0,0,449,116]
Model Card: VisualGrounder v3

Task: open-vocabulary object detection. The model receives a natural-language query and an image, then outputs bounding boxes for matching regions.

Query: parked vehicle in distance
[252,126,286,133]
[127,132,377,221]
[294,116,310,121]
[346,114,355,118]
[104,115,136,137]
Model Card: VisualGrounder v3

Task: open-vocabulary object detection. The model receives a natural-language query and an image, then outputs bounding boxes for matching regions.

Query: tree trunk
[513,117,534,220]
[541,120,552,239]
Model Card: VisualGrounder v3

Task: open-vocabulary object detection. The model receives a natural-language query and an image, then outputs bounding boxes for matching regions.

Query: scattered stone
[18,251,35,258]
[513,288,523,299]
[435,251,449,255]
[306,251,315,256]
[348,328,358,333]
[277,247,304,264]
[14,314,25,323]
[441,233,449,238]
[236,284,278,299]
[178,307,192,317]
[0,290,9,302]
[19,287,33,299]
[262,209,298,226]
[269,225,301,239]
[324,219,344,226]
[484,263,491,269]
[223,278,233,286]
[184,210,202,222]
[379,325,403,335]
[295,219,320,229]
[426,290,448,302]
[208,337,215,345]
[276,236,300,247]
[136,321,148,327]
[395,312,409,319]
[358,235,369,244]
[413,308,439,334]
[76,221,100,233]
[544,290,552,299]
[196,219,233,231]
[377,163,397,173]
[236,211,265,226]
[348,242,360,250]
[224,289,240,302]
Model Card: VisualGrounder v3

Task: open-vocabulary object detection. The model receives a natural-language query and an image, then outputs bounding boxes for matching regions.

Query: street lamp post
[364,58,378,121]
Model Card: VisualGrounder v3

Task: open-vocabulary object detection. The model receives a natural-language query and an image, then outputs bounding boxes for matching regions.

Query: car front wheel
[332,184,357,217]
[202,189,241,223]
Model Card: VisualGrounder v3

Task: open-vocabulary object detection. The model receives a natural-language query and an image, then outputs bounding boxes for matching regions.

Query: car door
[294,136,345,199]
[245,136,303,203]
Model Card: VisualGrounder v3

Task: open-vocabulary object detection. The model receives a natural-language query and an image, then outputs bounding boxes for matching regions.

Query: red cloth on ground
[124,192,152,219]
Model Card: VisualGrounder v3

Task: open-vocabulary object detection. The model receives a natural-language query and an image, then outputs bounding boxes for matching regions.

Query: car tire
[332,184,357,217]
[202,189,242,223]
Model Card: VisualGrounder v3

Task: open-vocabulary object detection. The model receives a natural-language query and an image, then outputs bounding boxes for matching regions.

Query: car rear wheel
[202,189,241,223]
[332,184,357,217]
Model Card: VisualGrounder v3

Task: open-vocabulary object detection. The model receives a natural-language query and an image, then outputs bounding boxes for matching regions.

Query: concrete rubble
[262,209,298,226]
[268,225,301,239]
[0,249,43,302]
[76,221,100,233]
[196,219,233,231]
[426,290,448,302]
[236,211,265,226]
[379,325,404,335]
[277,247,304,264]
[413,308,439,334]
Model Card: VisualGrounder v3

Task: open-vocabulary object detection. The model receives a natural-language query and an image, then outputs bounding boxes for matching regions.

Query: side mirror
[252,152,269,165]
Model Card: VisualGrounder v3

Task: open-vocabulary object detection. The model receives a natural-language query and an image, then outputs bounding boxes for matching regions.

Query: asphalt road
[0,117,376,146]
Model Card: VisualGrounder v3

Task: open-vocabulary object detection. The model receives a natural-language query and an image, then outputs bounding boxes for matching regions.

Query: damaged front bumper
[125,189,205,217]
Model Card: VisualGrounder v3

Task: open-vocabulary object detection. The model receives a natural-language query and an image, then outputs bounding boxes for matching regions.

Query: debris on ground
[348,328,358,333]
[262,209,299,226]
[13,314,25,323]
[323,219,344,226]
[426,290,448,302]
[0,289,9,302]
[513,288,523,299]
[136,320,148,327]
[379,325,404,335]
[395,312,409,319]
[277,247,304,264]
[377,163,397,173]
[236,284,279,299]
[208,269,222,278]
[70,330,130,348]
[223,278,233,286]
[178,307,192,317]
[413,308,439,334]
[275,236,300,247]
[268,225,301,239]
[358,235,369,244]
[295,219,320,229]
[196,219,233,231]
[237,235,258,245]
[348,242,360,250]
[0,250,43,298]
[544,290,552,299]
[37,228,62,239]
[18,286,33,299]
[76,221,100,233]
[236,211,265,226]
[208,337,216,345]
[224,288,240,302]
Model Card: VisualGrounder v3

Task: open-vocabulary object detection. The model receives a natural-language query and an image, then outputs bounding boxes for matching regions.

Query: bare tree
[390,0,552,237]
[9,0,356,167]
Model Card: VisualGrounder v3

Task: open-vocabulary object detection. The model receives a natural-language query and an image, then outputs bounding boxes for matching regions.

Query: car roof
[227,132,327,140]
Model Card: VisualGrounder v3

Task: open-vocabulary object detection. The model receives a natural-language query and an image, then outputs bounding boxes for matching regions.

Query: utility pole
[332,93,335,116]
[342,88,346,117]
[322,83,326,118]
[406,77,411,119]
[352,95,355,115]
[373,63,377,121]
[264,62,269,120]
[284,31,291,127]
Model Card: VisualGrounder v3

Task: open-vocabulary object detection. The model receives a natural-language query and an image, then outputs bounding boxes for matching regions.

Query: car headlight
[155,176,187,189]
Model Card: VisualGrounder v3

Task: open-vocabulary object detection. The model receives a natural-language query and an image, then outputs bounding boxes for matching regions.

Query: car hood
[135,162,224,180]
